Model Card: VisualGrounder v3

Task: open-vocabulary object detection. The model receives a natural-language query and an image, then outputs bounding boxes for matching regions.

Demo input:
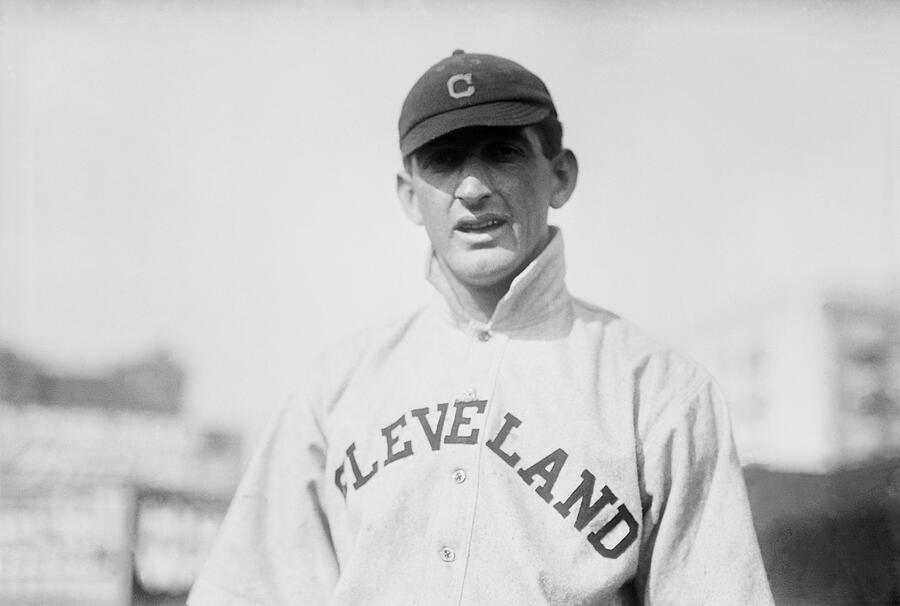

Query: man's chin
[450,251,522,290]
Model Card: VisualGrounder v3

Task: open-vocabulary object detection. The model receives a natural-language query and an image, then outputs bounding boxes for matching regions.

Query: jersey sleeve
[634,378,774,605]
[187,389,339,606]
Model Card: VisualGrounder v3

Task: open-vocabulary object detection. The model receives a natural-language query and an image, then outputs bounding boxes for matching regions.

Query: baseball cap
[398,50,557,156]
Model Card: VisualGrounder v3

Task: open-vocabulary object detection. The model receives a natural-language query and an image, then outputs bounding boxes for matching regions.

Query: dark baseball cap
[398,50,557,156]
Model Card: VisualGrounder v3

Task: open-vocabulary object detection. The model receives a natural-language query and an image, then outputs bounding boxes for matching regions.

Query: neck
[437,258,513,323]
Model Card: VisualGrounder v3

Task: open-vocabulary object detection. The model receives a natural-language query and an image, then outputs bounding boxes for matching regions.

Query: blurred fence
[0,397,239,606]
[746,460,900,605]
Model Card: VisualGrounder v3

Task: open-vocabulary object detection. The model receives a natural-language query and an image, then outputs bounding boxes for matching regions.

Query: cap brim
[400,101,551,156]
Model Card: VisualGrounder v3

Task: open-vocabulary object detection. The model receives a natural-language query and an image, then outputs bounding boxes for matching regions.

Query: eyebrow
[425,127,531,150]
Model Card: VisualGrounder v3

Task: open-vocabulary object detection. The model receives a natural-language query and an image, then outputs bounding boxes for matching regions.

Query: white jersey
[189,229,774,606]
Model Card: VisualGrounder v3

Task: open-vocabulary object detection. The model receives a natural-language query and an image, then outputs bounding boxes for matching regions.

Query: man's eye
[487,142,525,162]
[420,149,463,170]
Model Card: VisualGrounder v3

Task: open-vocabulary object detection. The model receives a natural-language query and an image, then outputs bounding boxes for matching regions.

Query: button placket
[425,327,506,600]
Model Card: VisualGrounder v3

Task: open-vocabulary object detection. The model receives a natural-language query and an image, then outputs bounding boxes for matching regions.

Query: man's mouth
[456,217,507,233]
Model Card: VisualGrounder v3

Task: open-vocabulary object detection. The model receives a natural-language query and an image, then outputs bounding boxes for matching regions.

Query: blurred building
[0,349,185,413]
[0,350,241,606]
[685,289,900,471]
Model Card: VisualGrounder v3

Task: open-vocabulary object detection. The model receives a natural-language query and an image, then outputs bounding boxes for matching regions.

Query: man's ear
[397,169,424,225]
[549,149,578,210]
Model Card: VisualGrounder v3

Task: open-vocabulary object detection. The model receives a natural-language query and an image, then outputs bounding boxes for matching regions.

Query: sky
[1,0,899,451]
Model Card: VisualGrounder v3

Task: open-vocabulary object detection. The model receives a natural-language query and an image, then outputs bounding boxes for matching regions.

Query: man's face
[397,126,576,290]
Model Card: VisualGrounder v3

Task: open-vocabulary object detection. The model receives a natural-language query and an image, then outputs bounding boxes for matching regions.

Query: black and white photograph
[1,1,898,605]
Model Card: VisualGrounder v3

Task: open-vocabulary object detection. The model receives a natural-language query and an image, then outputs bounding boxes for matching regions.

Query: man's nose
[454,174,491,207]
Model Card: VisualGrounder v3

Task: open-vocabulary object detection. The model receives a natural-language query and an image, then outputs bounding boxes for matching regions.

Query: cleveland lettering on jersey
[332,402,638,559]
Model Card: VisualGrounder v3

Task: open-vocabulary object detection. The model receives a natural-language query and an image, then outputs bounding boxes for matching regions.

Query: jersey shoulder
[290,303,431,416]
[571,295,719,437]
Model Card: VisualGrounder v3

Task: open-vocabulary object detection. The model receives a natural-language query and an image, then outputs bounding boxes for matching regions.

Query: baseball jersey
[188,228,774,606]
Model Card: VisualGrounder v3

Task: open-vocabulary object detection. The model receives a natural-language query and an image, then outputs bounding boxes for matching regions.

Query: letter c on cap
[447,73,475,99]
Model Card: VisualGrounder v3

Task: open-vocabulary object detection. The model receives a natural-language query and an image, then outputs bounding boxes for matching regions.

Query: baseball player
[188,50,774,605]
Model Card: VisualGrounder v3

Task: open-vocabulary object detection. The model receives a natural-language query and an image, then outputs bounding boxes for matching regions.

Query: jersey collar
[425,226,569,331]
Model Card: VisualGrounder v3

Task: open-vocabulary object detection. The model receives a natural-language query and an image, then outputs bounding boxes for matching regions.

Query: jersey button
[477,330,492,342]
[439,547,456,562]
[461,388,477,401]
[452,469,467,484]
